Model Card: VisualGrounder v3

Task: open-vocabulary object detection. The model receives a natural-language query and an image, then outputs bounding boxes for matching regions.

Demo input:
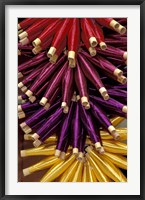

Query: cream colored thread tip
[20,150,26,157]
[95,142,101,150]
[18,112,25,119]
[60,152,66,160]
[117,76,127,84]
[44,103,50,110]
[33,140,42,147]
[23,168,30,176]
[21,86,27,93]
[50,54,58,64]
[78,152,84,161]
[32,46,42,54]
[39,97,48,106]
[113,68,123,77]
[25,90,33,97]
[99,87,107,95]
[73,148,79,155]
[63,106,69,114]
[55,149,61,157]
[20,37,29,46]
[24,134,32,140]
[20,122,26,129]
[88,47,96,57]
[81,96,88,107]
[29,96,36,103]
[24,128,32,134]
[69,59,76,68]
[61,102,67,108]
[122,106,127,113]
[68,51,75,60]
[47,47,56,58]
[99,42,107,50]
[18,72,23,79]
[19,31,28,40]
[112,131,120,140]
[18,105,22,112]
[103,94,109,100]
[89,37,98,47]
[32,133,39,140]
[32,38,41,47]
[117,25,126,34]
[99,147,105,154]
[108,125,116,134]
[85,146,93,153]
[123,52,127,60]
[85,102,90,110]
[18,82,24,88]
[109,20,119,29]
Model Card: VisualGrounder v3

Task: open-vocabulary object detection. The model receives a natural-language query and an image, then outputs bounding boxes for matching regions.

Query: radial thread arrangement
[18,17,127,182]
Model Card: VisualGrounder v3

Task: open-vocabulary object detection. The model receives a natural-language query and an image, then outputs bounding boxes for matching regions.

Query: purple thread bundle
[108,89,127,104]
[36,107,63,138]
[62,66,74,106]
[18,52,48,72]
[33,81,50,100]
[78,53,104,90]
[22,61,49,85]
[81,51,121,76]
[24,99,61,127]
[79,101,101,144]
[21,101,39,112]
[78,127,86,153]
[75,61,88,100]
[71,102,81,150]
[96,45,126,60]
[90,95,127,118]
[43,61,68,101]
[18,43,33,50]
[40,119,62,142]
[90,100,112,130]
[29,55,66,94]
[56,102,75,151]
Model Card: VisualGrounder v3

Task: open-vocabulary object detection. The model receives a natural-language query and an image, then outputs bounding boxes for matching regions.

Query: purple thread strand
[36,107,63,137]
[44,61,68,100]
[62,66,74,105]
[71,102,81,149]
[21,101,39,112]
[79,101,101,144]
[22,60,48,85]
[78,53,104,90]
[90,100,111,130]
[90,95,127,118]
[56,101,75,151]
[40,119,62,142]
[30,55,66,93]
[75,61,88,98]
[78,127,86,152]
[18,52,48,72]
[25,99,61,126]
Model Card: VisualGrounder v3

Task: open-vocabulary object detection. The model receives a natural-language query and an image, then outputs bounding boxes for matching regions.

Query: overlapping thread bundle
[18,18,127,182]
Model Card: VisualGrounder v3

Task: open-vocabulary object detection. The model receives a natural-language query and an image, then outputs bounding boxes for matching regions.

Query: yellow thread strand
[72,160,84,182]
[110,117,125,127]
[86,154,111,182]
[88,149,127,182]
[23,156,60,175]
[60,160,79,182]
[102,152,127,170]
[40,154,76,182]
